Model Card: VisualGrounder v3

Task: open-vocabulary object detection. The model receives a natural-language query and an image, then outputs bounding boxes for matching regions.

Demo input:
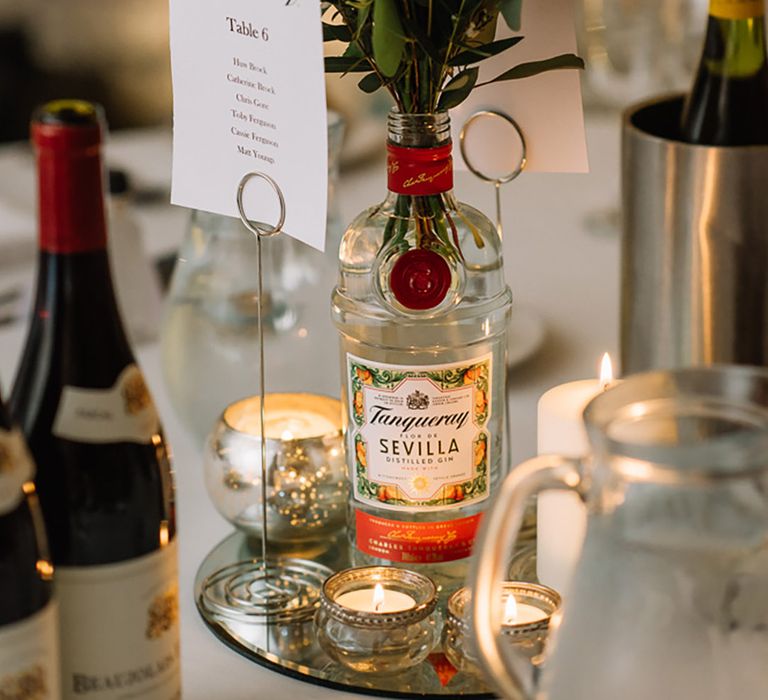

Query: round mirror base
[195,531,495,698]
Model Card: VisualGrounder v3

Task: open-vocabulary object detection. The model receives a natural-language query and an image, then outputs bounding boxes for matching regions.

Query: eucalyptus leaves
[323,0,583,113]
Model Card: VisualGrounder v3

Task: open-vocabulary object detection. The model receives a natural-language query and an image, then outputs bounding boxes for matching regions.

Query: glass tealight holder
[444,582,561,676]
[315,566,440,675]
[204,393,348,550]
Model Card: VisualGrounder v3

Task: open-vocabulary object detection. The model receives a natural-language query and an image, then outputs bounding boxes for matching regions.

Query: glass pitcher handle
[470,455,584,700]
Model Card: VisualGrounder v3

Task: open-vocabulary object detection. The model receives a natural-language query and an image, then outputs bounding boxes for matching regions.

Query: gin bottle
[332,112,512,593]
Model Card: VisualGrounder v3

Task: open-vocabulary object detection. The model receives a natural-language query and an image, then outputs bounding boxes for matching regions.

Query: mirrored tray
[195,531,500,698]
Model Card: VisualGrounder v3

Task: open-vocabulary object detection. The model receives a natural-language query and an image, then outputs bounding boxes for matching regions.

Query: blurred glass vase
[161,210,340,442]
[161,113,345,442]
[578,0,708,110]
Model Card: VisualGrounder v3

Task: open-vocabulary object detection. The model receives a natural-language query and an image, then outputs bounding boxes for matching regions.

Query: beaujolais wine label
[52,365,160,445]
[710,0,764,19]
[0,602,61,700]
[0,428,34,513]
[56,540,180,700]
[347,353,491,512]
[387,143,453,196]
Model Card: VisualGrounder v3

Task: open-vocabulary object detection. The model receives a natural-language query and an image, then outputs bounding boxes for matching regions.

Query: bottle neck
[386,112,454,197]
[709,0,765,20]
[34,250,121,321]
[705,0,767,78]
[35,141,107,254]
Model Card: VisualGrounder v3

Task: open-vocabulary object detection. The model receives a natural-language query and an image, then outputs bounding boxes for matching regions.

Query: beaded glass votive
[444,581,561,675]
[315,566,440,675]
[204,393,347,548]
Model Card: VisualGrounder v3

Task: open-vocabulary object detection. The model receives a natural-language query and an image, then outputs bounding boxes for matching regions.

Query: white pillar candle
[536,355,613,593]
[335,583,416,614]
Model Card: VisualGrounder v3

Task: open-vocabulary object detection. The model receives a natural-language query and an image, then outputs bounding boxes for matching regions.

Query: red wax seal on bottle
[389,249,452,310]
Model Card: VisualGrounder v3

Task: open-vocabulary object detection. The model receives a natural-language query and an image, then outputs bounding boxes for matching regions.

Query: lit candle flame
[281,429,295,442]
[36,559,54,580]
[599,353,614,389]
[373,583,385,612]
[504,594,518,623]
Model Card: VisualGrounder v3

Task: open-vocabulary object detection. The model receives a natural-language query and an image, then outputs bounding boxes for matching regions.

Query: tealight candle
[537,353,615,592]
[503,593,549,626]
[204,393,347,546]
[444,582,561,674]
[315,566,439,674]
[335,582,416,614]
[225,393,341,440]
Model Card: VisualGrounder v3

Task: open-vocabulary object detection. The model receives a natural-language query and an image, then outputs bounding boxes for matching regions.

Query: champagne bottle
[0,391,60,698]
[10,100,180,700]
[681,0,768,144]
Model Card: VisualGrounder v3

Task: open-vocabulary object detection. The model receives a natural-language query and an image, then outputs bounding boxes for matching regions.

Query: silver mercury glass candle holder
[444,582,561,676]
[204,393,348,550]
[315,566,441,675]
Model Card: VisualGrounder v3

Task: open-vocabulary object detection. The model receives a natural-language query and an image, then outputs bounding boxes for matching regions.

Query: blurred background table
[0,112,619,698]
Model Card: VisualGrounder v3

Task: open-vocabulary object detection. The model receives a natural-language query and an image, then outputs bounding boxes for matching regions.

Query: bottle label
[347,353,491,512]
[56,540,180,700]
[0,601,61,699]
[53,365,160,444]
[710,0,764,19]
[355,510,483,564]
[0,428,35,513]
[387,143,454,195]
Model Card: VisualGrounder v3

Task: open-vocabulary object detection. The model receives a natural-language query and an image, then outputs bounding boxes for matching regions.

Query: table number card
[169,0,328,250]
[451,0,589,174]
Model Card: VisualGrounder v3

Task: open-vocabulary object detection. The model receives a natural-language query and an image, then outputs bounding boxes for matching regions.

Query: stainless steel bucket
[621,94,768,373]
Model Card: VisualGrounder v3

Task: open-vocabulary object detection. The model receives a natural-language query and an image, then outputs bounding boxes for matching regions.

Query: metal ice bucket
[621,94,768,373]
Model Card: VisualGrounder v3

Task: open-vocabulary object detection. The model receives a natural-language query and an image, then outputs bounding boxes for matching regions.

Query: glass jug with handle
[471,366,768,700]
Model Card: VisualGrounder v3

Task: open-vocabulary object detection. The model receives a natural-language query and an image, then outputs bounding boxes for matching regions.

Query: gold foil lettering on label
[145,585,179,641]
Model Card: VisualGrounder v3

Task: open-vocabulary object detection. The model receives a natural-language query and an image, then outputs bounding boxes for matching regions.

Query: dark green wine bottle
[681,0,768,144]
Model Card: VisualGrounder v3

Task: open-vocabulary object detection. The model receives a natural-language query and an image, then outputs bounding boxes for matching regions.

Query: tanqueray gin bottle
[332,111,512,594]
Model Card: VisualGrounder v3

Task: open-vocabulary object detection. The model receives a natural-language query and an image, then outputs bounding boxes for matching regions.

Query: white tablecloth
[0,112,621,699]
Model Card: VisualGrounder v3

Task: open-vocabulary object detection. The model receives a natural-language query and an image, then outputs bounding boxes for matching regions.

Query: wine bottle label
[387,143,454,195]
[355,510,483,564]
[0,601,61,699]
[710,0,764,19]
[0,428,35,513]
[347,353,492,512]
[56,540,180,700]
[53,365,160,445]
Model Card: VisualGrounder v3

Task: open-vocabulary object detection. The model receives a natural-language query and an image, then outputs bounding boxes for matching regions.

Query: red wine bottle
[681,0,768,144]
[0,390,60,698]
[10,100,180,700]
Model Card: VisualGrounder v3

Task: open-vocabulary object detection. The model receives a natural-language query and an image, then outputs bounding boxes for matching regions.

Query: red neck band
[387,143,454,196]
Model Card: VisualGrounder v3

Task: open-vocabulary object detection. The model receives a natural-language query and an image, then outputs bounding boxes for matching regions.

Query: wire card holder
[199,172,333,626]
[459,109,528,238]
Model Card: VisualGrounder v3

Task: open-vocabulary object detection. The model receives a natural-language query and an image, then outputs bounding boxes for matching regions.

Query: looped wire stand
[198,172,333,624]
[461,111,541,547]
[459,109,527,238]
